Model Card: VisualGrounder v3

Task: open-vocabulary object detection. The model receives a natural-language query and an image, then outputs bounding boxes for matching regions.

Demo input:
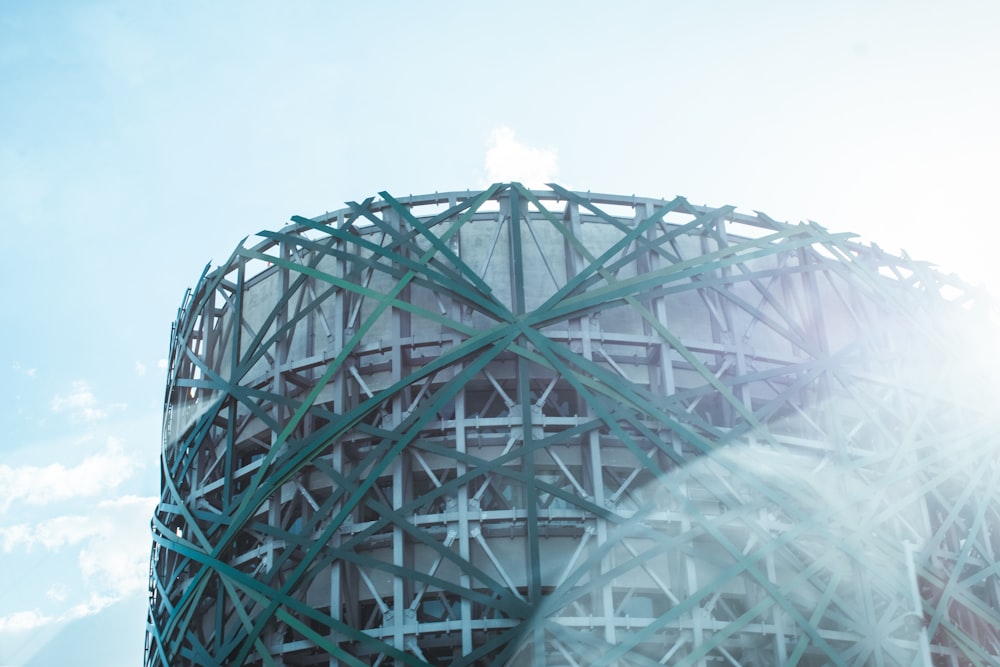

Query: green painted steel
[146,184,1000,667]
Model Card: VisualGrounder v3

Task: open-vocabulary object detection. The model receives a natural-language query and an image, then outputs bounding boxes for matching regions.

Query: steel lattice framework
[146,184,1000,667]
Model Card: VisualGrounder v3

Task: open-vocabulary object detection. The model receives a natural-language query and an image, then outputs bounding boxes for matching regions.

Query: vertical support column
[588,429,616,647]
[715,215,753,415]
[225,260,244,510]
[265,241,292,662]
[682,498,707,667]
[857,563,884,667]
[328,226,348,667]
[581,314,616,647]
[508,186,527,317]
[508,186,544,665]
[276,240,290,421]
[448,209,475,656]
[646,209,676,399]
[388,207,409,655]
[634,202,653,338]
[764,540,788,665]
[568,200,617,647]
[393,457,405,652]
[903,540,934,667]
[455,388,473,656]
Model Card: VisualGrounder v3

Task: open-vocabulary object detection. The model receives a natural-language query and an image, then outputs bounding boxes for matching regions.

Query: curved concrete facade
[146,184,1000,666]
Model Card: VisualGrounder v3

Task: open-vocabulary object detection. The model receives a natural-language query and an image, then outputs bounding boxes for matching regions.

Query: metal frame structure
[146,183,1000,666]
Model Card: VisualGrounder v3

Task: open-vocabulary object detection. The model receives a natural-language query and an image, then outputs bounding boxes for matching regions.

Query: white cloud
[157,358,168,370]
[11,362,37,379]
[50,380,98,412]
[49,380,127,422]
[78,542,150,599]
[0,515,102,552]
[0,608,54,634]
[0,593,118,634]
[483,126,558,189]
[79,496,158,598]
[134,361,147,377]
[0,495,157,634]
[0,437,138,512]
[97,494,158,510]
[50,380,124,422]
[0,524,30,552]
[46,584,68,603]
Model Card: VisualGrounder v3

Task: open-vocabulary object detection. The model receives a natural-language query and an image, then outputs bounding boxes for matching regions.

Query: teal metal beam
[147,184,1000,667]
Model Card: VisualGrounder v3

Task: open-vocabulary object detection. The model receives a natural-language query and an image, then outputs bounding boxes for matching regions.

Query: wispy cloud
[0,515,102,552]
[134,361,147,377]
[0,495,157,634]
[0,437,137,512]
[483,126,558,189]
[0,609,57,634]
[46,584,68,602]
[81,495,159,598]
[50,380,124,422]
[11,362,37,379]
[0,593,118,634]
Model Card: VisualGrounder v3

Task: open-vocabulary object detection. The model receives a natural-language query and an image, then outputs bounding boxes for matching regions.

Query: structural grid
[146,183,1000,667]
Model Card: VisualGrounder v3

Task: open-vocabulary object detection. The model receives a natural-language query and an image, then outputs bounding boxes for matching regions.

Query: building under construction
[146,184,1000,666]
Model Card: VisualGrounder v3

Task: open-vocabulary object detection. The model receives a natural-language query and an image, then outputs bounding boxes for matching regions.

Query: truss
[146,184,1000,667]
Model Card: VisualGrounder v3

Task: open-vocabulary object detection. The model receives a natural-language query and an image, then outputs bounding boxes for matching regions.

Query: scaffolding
[146,184,1000,666]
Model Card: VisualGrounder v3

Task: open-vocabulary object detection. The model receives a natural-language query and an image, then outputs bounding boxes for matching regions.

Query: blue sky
[1,1,998,665]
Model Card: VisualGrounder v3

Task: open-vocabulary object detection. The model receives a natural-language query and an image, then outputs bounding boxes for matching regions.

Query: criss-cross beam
[146,184,1000,667]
